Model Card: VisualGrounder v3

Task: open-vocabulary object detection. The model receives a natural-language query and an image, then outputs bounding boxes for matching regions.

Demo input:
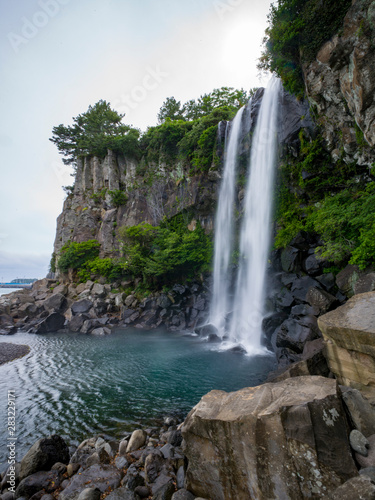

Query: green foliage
[259,0,352,95]
[119,216,212,289]
[108,189,128,207]
[50,100,141,165]
[57,240,100,273]
[77,257,129,282]
[157,87,250,123]
[90,188,107,203]
[49,252,56,273]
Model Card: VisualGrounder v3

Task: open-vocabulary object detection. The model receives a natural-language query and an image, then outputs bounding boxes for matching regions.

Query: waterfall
[209,106,245,335]
[209,77,281,354]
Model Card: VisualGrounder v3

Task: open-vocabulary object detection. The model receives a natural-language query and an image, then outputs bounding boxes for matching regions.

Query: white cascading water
[209,106,245,335]
[228,77,281,353]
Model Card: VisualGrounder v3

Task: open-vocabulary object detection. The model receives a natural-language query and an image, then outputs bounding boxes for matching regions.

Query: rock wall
[303,0,375,165]
[54,151,218,261]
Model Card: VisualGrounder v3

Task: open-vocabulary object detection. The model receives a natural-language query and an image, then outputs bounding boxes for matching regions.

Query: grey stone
[43,293,66,313]
[118,439,128,456]
[105,487,136,500]
[15,471,60,499]
[176,466,185,490]
[71,300,93,315]
[280,246,300,273]
[19,435,69,481]
[306,286,338,314]
[67,314,86,332]
[66,464,80,477]
[350,430,370,457]
[91,284,106,298]
[290,276,320,303]
[336,264,360,298]
[126,430,147,453]
[356,435,375,469]
[133,486,149,498]
[360,467,375,483]
[171,490,195,500]
[51,462,67,474]
[59,465,121,500]
[160,444,174,459]
[144,451,163,484]
[329,476,375,499]
[76,489,101,500]
[114,456,128,470]
[153,480,175,500]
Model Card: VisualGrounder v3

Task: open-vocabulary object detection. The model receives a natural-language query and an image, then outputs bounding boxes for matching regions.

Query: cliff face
[303,0,375,164]
[54,152,219,259]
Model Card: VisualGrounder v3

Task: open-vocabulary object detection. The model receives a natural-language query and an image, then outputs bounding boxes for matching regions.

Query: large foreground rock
[59,464,121,500]
[318,292,375,395]
[182,376,357,500]
[20,435,69,480]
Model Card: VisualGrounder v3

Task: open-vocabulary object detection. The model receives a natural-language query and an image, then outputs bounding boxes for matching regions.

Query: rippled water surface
[0,328,276,470]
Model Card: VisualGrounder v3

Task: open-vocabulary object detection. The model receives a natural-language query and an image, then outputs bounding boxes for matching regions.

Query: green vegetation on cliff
[258,0,352,95]
[56,215,212,290]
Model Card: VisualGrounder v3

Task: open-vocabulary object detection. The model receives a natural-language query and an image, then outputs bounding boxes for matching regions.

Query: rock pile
[0,279,210,337]
[0,417,206,500]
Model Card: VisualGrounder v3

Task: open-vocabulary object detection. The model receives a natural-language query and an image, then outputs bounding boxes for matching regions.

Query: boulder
[76,489,101,500]
[275,317,320,353]
[329,476,375,499]
[340,387,375,437]
[306,287,338,314]
[105,487,136,500]
[354,272,375,295]
[43,293,66,313]
[19,435,69,481]
[59,465,121,500]
[280,246,301,273]
[15,470,60,499]
[171,490,195,500]
[318,292,375,394]
[71,300,93,315]
[355,435,375,469]
[35,313,65,334]
[182,376,357,500]
[336,264,360,298]
[350,429,369,456]
[290,276,320,303]
[126,430,147,453]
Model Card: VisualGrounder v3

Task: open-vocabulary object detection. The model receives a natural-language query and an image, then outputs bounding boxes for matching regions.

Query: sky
[0,0,272,282]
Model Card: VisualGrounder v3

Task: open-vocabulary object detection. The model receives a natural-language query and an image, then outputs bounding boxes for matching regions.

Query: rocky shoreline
[0,344,30,366]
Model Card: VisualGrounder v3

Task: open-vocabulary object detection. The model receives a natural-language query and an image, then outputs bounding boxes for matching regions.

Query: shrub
[57,240,100,273]
[108,189,128,207]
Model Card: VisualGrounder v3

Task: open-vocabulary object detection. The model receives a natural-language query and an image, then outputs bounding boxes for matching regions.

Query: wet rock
[303,253,322,276]
[350,430,369,457]
[59,465,121,500]
[51,463,67,474]
[118,440,128,457]
[316,272,336,293]
[275,287,294,309]
[354,272,375,295]
[182,376,357,499]
[16,470,60,499]
[19,435,69,481]
[35,313,65,334]
[114,456,128,470]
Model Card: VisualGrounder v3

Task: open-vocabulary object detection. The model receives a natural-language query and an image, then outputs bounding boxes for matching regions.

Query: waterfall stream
[210,77,281,353]
[209,106,245,335]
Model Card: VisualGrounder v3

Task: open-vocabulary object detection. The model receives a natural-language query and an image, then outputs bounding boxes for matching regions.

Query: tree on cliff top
[50,100,140,165]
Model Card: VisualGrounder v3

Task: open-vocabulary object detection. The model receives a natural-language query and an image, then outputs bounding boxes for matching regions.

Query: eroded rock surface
[182,376,357,500]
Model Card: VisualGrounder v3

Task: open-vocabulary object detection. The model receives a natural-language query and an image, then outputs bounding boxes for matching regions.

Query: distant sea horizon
[0,287,16,296]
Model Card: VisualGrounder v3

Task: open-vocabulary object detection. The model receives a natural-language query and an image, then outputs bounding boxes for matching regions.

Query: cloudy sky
[0,0,272,282]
